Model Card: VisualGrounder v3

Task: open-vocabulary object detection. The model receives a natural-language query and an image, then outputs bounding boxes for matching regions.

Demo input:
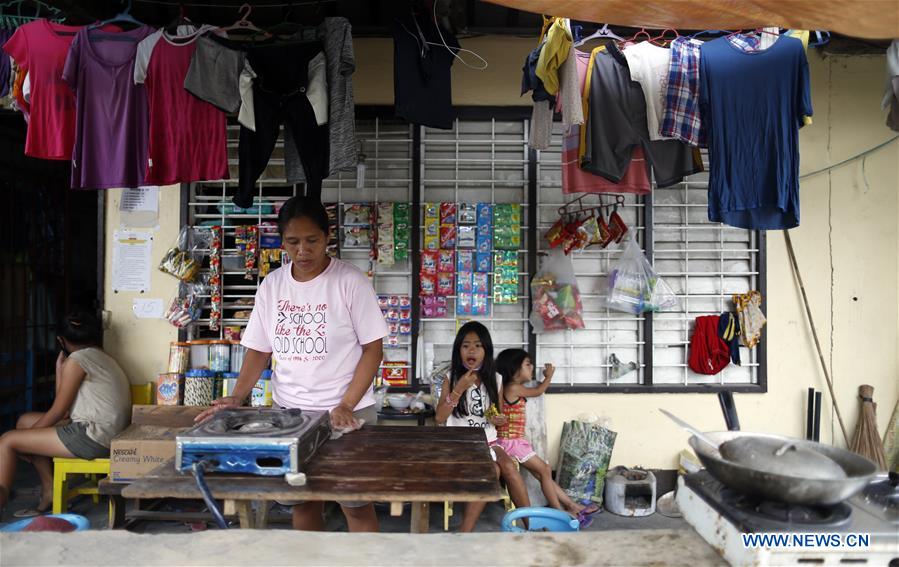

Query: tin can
[251,369,273,407]
[188,339,212,369]
[156,373,183,405]
[208,340,231,372]
[184,369,215,406]
[230,343,246,373]
[220,371,240,398]
[167,342,190,374]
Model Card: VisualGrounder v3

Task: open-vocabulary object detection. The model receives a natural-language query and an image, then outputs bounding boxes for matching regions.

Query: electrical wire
[799,135,899,180]
[192,461,229,529]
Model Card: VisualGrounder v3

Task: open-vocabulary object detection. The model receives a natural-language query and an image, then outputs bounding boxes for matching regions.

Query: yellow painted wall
[102,38,899,469]
[102,186,181,385]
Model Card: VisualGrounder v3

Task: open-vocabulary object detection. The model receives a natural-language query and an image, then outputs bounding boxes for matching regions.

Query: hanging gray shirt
[285,17,357,183]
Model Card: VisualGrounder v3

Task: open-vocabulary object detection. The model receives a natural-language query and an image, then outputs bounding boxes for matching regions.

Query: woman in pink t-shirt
[196,196,388,532]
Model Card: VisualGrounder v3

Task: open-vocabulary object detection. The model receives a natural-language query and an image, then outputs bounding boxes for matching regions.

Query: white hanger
[573,23,623,47]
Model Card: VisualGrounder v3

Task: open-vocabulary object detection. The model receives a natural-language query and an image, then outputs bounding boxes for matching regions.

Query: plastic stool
[501,507,579,532]
[443,484,514,531]
[52,458,110,514]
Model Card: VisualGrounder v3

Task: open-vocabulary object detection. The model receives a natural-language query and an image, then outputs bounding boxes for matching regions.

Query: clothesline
[132,0,335,8]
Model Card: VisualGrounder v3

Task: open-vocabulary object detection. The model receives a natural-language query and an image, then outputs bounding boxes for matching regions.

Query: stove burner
[192,408,311,436]
[721,486,853,527]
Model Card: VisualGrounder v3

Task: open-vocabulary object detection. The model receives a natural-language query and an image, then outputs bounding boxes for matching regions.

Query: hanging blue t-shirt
[699,35,812,230]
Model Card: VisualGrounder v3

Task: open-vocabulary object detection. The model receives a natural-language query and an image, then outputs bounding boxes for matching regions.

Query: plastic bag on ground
[556,419,618,506]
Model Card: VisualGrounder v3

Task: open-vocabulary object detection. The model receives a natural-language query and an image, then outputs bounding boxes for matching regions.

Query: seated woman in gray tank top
[0,309,132,517]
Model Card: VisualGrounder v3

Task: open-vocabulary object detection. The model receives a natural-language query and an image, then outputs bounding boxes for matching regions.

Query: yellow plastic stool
[443,486,514,531]
[52,457,110,514]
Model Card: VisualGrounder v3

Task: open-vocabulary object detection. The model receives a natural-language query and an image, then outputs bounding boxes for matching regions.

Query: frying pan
[689,431,879,506]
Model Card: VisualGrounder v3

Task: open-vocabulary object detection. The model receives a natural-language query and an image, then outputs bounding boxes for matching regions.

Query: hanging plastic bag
[606,236,678,315]
[556,419,617,506]
[529,248,585,333]
[164,277,208,328]
[159,226,210,283]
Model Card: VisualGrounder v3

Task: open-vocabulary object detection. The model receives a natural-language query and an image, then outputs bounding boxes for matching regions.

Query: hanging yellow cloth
[578,45,607,163]
[535,17,572,95]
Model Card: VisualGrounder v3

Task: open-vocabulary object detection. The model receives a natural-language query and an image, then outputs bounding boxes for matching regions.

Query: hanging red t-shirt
[3,20,86,159]
[134,30,228,185]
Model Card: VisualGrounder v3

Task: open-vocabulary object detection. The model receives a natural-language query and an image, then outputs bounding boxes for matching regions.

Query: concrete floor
[2,464,689,534]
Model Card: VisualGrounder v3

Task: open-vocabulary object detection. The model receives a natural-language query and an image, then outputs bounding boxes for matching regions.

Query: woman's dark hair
[59,308,102,346]
[450,321,498,419]
[277,196,330,236]
[495,348,530,391]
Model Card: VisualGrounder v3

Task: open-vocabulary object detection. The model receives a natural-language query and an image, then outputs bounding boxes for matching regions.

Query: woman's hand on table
[329,404,357,429]
[194,396,241,423]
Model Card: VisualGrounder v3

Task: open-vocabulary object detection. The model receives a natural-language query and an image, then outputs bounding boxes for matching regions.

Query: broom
[850,385,887,470]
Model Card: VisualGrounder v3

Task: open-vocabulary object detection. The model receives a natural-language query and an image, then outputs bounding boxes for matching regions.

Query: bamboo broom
[850,385,887,470]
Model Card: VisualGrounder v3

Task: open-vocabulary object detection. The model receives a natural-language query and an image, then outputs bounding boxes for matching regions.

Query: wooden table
[121,426,499,533]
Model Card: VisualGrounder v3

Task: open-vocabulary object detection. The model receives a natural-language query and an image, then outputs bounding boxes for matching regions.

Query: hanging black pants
[234,41,329,208]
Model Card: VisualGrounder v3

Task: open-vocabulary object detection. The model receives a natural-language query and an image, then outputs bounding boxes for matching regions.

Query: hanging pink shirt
[559,50,650,195]
[241,259,389,412]
[134,30,228,185]
[2,21,87,159]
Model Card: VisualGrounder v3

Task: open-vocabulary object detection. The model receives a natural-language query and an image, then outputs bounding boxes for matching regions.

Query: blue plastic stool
[501,507,580,532]
[0,513,90,532]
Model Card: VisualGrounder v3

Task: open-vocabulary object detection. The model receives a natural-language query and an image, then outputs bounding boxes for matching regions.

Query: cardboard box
[109,424,186,482]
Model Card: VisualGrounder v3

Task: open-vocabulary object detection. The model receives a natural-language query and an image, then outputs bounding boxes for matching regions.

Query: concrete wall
[102,37,899,469]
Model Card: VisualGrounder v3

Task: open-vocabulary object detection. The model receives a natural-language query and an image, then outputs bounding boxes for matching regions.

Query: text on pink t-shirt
[240,258,389,412]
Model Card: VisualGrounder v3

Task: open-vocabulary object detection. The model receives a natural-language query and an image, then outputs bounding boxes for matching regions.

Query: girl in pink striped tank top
[496,349,599,523]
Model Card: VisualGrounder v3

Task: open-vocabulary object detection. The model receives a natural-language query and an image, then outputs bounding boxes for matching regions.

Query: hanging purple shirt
[62,26,154,189]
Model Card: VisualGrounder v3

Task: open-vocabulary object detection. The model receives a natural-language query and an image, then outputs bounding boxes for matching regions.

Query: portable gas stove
[176,408,331,476]
[677,471,899,565]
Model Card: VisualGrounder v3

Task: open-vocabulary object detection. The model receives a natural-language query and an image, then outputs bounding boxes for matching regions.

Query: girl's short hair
[59,308,102,346]
[495,348,530,389]
[277,196,330,236]
[450,321,498,419]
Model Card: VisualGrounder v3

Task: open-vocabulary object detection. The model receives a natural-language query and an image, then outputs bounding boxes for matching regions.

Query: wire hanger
[573,22,623,47]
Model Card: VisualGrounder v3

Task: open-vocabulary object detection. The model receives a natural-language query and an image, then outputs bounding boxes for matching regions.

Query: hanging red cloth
[688,315,731,375]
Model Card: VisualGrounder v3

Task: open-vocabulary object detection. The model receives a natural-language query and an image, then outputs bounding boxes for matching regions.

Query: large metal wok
[689,430,879,506]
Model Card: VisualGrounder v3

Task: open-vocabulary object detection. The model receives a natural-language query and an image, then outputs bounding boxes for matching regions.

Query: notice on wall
[113,231,153,293]
[119,186,159,227]
[132,298,164,319]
